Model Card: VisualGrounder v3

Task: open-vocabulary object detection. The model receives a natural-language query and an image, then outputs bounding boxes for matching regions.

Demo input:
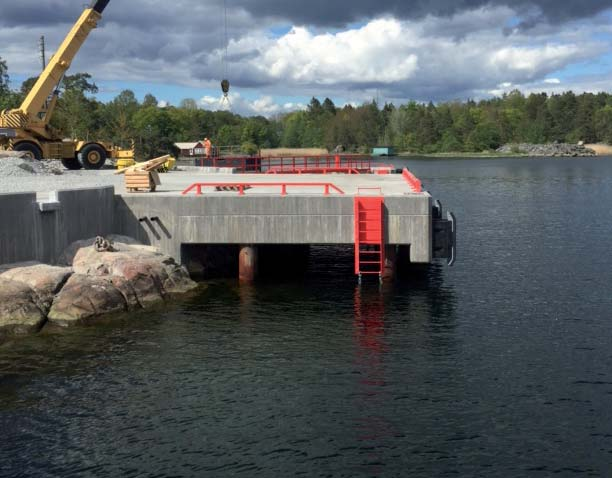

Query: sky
[2,0,612,116]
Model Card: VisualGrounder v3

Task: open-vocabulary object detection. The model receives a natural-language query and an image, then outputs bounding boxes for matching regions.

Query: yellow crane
[0,0,130,170]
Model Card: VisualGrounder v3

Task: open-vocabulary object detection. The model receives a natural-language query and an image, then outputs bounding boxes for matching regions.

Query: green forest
[2,57,612,157]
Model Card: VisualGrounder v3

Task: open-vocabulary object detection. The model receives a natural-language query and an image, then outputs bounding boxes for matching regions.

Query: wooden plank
[125,177,150,182]
[126,181,151,187]
[115,154,171,175]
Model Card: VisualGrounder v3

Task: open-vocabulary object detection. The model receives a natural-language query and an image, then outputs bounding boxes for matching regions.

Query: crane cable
[220,0,231,107]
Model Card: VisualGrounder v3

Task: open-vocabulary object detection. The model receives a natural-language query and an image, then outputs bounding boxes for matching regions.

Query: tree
[52,89,100,139]
[62,73,98,94]
[102,89,140,145]
[594,106,612,144]
[133,106,177,158]
[307,97,323,115]
[0,57,9,95]
[20,77,38,97]
[0,57,19,110]
[466,122,501,151]
[438,130,463,152]
[180,98,198,110]
[281,112,307,147]
[142,93,158,108]
[322,97,336,115]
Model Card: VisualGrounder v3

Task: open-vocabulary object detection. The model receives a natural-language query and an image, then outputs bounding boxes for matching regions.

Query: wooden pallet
[125,170,160,192]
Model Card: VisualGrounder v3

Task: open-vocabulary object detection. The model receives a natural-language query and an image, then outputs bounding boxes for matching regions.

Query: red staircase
[354,196,385,278]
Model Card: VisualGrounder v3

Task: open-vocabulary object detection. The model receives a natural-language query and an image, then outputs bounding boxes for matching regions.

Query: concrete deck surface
[125,170,421,197]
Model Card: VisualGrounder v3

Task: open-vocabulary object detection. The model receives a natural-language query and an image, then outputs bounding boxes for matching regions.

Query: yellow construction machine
[0,0,131,170]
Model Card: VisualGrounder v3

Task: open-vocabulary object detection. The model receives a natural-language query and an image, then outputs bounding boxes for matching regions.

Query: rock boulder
[47,274,128,327]
[72,246,197,306]
[0,278,46,338]
[58,235,155,266]
[1,264,72,312]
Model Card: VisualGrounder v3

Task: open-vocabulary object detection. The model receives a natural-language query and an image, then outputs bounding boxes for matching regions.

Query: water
[2,156,612,477]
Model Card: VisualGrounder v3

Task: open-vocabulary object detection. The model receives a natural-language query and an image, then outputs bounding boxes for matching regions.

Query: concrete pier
[383,245,397,281]
[0,169,455,277]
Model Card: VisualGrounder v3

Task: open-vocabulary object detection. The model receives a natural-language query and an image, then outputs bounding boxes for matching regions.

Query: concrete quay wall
[0,187,114,265]
[115,194,433,263]
[0,186,433,266]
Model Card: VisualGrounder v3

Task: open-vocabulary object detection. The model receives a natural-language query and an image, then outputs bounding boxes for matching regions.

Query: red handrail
[201,154,374,174]
[402,168,422,193]
[266,166,361,175]
[182,182,345,196]
[357,187,383,195]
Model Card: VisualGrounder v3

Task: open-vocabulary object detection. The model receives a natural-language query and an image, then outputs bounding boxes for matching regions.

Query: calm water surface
[2,157,612,477]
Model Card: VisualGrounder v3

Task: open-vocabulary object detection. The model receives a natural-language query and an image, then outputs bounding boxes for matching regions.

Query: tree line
[2,57,612,157]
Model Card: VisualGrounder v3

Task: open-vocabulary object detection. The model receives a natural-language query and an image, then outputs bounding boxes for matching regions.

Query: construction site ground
[0,165,422,200]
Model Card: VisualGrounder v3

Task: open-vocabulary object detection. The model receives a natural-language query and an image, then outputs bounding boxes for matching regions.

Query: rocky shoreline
[0,236,198,343]
[496,143,597,157]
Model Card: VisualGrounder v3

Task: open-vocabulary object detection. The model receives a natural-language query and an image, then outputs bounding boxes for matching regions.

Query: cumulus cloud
[205,10,604,101]
[486,73,612,97]
[1,0,611,113]
[242,20,419,85]
[199,92,306,116]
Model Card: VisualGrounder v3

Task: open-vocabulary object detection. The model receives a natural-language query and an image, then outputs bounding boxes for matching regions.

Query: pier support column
[239,245,258,283]
[382,245,397,281]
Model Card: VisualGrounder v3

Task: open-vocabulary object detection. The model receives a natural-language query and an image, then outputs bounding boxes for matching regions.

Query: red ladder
[354,196,385,278]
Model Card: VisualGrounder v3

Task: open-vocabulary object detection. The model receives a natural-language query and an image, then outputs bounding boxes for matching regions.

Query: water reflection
[351,268,457,475]
[352,284,392,475]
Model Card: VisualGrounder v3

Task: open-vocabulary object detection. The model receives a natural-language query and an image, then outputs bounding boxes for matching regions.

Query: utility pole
[39,35,46,71]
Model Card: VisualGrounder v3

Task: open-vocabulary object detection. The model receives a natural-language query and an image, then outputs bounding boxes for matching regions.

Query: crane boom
[20,0,109,126]
[0,0,109,137]
[0,0,123,170]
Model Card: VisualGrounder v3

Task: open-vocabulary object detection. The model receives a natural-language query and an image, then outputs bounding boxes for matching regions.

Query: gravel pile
[0,156,122,195]
[0,156,64,177]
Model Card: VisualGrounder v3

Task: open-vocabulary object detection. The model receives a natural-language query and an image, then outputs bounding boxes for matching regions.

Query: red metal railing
[181,182,345,196]
[402,168,422,193]
[197,156,261,172]
[198,154,374,174]
[266,166,361,175]
[357,187,383,195]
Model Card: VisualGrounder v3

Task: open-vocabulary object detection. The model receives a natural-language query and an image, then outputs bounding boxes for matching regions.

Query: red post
[196,184,202,196]
[281,184,287,196]
[239,184,245,196]
[324,184,330,196]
